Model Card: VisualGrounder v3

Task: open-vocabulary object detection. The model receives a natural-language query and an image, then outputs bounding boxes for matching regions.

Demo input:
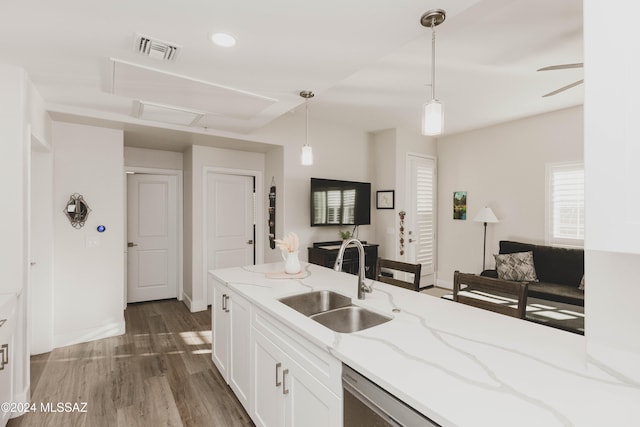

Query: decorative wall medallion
[64,193,91,229]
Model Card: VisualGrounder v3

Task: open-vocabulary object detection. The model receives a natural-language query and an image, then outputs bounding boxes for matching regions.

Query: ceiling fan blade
[537,63,583,72]
[542,79,584,97]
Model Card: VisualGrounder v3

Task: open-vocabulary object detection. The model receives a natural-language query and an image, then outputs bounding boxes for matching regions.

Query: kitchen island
[210,262,640,426]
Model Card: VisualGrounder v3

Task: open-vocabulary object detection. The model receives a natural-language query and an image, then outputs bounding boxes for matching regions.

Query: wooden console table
[308,241,379,280]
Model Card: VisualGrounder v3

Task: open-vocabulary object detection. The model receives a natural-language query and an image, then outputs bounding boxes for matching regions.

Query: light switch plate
[85,236,100,248]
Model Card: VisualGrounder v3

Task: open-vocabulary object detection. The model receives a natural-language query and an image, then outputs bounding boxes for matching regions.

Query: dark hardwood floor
[8,299,253,427]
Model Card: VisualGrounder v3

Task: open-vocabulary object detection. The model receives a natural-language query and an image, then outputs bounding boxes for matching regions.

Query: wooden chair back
[375,258,422,291]
[453,271,528,319]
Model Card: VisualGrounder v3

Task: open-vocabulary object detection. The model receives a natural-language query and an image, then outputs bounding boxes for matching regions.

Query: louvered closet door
[407,155,436,287]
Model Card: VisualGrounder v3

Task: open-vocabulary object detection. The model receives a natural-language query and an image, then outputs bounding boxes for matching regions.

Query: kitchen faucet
[333,238,372,299]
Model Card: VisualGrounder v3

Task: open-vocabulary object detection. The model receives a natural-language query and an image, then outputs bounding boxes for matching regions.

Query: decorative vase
[282,250,301,274]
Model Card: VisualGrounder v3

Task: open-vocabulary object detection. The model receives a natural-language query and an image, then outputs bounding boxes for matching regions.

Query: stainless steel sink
[278,290,352,316]
[310,306,392,333]
[278,290,392,333]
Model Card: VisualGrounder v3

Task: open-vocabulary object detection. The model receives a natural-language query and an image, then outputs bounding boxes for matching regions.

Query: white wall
[436,106,583,288]
[584,0,640,362]
[252,111,375,257]
[52,122,125,347]
[372,129,397,259]
[124,146,183,170]
[0,66,28,296]
[185,145,265,311]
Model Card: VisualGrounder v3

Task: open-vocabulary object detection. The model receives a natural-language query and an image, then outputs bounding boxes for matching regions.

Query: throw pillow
[579,274,585,290]
[494,251,538,282]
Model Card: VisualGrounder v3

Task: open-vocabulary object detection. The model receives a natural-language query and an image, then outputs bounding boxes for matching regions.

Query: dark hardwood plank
[8,300,254,427]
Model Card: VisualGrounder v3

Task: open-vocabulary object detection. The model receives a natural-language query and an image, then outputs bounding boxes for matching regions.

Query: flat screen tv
[310,178,371,226]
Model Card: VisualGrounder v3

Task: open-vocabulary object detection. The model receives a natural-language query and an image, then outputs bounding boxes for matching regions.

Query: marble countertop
[210,262,640,426]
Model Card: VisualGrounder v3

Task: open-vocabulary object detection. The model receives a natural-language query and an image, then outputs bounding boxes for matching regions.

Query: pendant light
[420,9,446,136]
[300,90,314,166]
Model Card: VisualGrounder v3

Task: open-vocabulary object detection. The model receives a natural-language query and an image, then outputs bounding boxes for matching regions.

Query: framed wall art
[376,190,395,209]
[453,191,467,220]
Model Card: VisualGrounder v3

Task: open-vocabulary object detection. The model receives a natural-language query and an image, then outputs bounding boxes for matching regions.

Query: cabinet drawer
[252,308,342,396]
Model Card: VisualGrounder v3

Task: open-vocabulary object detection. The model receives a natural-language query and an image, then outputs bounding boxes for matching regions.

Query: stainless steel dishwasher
[342,364,440,426]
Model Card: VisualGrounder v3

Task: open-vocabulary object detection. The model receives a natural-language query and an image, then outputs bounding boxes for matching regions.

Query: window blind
[548,163,584,246]
[415,162,435,274]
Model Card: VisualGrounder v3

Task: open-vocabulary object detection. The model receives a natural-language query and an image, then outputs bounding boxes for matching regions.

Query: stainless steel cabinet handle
[127,242,138,247]
[275,362,282,387]
[246,239,254,244]
[224,295,230,312]
[282,369,289,395]
[222,294,227,311]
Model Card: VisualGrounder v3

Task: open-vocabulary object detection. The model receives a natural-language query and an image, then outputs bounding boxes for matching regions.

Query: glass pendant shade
[421,99,444,136]
[301,144,313,166]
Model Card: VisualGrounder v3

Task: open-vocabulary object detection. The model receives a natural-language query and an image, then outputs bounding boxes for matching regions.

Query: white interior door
[406,154,436,287]
[207,173,255,271]
[127,173,178,303]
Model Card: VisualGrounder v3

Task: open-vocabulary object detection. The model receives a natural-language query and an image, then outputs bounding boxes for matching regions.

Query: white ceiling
[3,0,583,151]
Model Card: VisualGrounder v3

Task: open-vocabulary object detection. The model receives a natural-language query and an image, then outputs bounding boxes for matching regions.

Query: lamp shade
[421,99,444,136]
[301,144,313,166]
[473,206,499,223]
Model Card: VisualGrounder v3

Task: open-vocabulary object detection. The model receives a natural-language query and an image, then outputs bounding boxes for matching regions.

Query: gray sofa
[481,240,584,306]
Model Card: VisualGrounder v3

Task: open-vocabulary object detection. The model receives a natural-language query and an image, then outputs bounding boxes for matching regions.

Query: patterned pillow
[494,251,538,282]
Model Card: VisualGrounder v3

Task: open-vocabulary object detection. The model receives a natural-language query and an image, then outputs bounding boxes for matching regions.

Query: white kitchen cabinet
[253,329,285,427]
[283,344,341,427]
[211,279,251,413]
[0,294,17,427]
[252,310,341,427]
[228,289,251,408]
[212,279,229,377]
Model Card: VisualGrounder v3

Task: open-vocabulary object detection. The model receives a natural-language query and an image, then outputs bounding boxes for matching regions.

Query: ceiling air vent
[134,34,180,61]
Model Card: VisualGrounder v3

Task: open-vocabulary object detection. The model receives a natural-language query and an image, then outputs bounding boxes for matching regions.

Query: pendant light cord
[431,18,436,100]
[305,98,309,146]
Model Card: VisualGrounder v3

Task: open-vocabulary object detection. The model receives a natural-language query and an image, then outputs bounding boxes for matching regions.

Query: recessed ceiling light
[211,33,236,47]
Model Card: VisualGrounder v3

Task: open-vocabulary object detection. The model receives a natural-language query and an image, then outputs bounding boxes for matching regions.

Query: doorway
[29,132,53,355]
[203,168,263,306]
[125,168,183,304]
[406,154,437,287]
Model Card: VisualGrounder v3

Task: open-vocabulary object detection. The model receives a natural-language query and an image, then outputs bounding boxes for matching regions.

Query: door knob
[246,240,254,244]
[127,242,138,247]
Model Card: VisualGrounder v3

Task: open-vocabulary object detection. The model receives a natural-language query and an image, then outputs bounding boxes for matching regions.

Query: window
[312,189,356,225]
[546,162,584,247]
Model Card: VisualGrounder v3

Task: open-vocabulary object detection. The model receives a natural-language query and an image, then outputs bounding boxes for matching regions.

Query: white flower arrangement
[275,232,299,253]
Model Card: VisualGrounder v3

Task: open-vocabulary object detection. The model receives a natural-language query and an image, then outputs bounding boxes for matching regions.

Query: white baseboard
[436,278,453,290]
[9,385,30,418]
[182,292,207,313]
[53,319,125,349]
